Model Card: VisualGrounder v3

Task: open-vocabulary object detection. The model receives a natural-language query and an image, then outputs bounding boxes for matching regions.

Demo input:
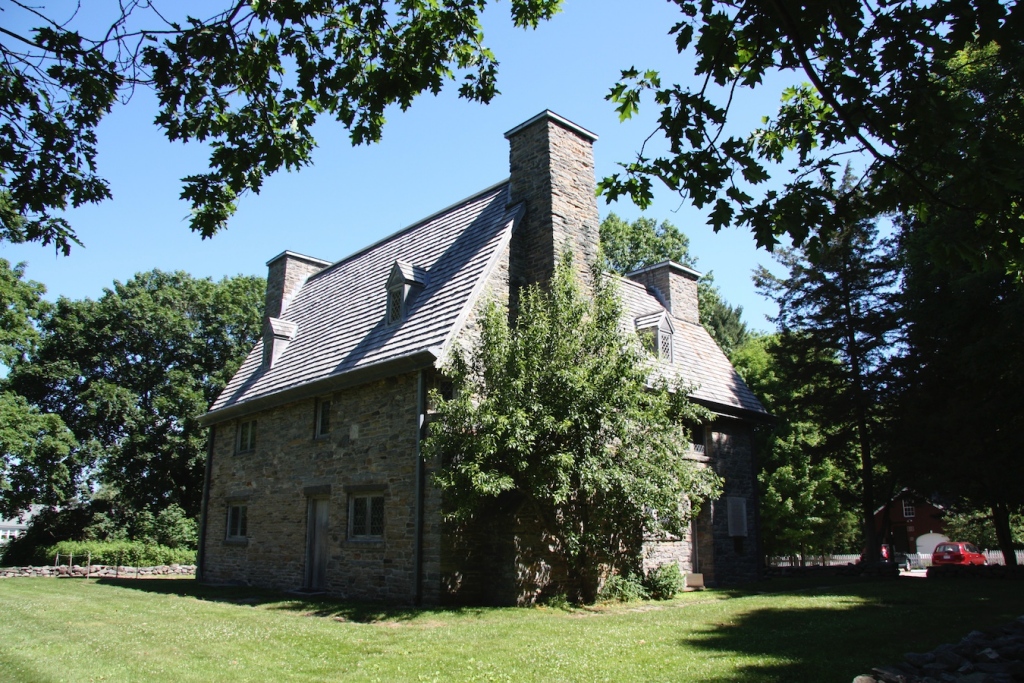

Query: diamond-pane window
[351,494,385,538]
[659,330,673,360]
[388,288,403,324]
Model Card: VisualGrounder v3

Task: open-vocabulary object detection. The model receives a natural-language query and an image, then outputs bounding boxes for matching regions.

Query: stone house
[197,111,768,604]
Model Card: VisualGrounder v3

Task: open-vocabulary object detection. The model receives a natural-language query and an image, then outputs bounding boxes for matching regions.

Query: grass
[1,576,1023,682]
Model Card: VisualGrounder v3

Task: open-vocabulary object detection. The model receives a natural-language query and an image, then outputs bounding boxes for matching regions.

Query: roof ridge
[305,180,510,284]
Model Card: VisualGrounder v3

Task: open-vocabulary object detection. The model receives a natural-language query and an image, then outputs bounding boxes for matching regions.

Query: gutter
[414,370,428,605]
[196,425,215,582]
[199,348,439,427]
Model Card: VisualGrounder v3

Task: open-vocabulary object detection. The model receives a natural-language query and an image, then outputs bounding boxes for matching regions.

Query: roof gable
[616,275,767,418]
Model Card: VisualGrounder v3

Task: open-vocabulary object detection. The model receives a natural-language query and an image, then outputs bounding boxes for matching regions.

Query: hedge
[43,540,196,567]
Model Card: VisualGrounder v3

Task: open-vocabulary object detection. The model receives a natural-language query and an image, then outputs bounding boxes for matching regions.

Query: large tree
[599,1,1024,277]
[895,215,1024,566]
[754,210,899,562]
[0,0,560,252]
[732,333,859,562]
[4,270,264,519]
[0,259,78,517]
[424,258,720,604]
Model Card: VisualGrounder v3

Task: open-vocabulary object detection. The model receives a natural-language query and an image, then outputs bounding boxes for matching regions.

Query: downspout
[414,370,427,605]
[196,424,215,582]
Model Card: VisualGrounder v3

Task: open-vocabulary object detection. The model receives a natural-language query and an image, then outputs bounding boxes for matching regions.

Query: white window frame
[902,500,915,518]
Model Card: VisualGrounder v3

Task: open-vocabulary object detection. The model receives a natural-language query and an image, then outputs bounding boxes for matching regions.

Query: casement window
[226,504,248,539]
[236,419,257,453]
[635,312,674,362]
[689,423,707,455]
[315,398,332,438]
[385,260,427,326]
[349,494,385,538]
[902,500,915,519]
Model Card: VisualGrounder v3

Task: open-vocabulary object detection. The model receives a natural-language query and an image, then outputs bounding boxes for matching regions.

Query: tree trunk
[857,410,878,562]
[992,502,1018,568]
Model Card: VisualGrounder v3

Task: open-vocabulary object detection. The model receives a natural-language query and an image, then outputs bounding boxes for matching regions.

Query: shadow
[330,188,512,374]
[93,577,491,624]
[675,576,1024,682]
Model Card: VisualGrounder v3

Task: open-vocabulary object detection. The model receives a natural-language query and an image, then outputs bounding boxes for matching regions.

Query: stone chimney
[505,111,600,292]
[263,251,331,367]
[627,261,702,324]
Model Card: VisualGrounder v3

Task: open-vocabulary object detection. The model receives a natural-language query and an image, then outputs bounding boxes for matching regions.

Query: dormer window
[635,311,674,361]
[385,260,427,325]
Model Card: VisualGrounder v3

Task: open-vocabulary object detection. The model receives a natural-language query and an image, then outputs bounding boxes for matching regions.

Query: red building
[874,490,948,554]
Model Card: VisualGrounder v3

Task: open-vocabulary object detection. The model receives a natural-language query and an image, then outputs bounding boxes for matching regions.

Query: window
[902,500,915,518]
[385,260,426,326]
[226,504,248,539]
[689,423,707,455]
[350,495,385,538]
[315,398,332,437]
[387,287,404,324]
[635,312,674,362]
[237,419,257,453]
[659,329,673,360]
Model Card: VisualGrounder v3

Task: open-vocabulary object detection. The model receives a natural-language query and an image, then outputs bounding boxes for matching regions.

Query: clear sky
[0,0,800,332]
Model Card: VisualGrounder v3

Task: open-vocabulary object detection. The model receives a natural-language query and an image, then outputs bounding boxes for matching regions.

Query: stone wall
[202,372,440,604]
[1,564,196,578]
[695,417,761,585]
[506,112,601,294]
[627,262,701,325]
[264,252,331,320]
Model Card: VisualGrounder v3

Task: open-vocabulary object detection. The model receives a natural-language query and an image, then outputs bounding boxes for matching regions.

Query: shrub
[598,574,649,602]
[45,540,196,566]
[644,563,684,600]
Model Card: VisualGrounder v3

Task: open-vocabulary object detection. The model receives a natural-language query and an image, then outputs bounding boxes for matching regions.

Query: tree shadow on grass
[94,577,490,624]
[676,577,1024,683]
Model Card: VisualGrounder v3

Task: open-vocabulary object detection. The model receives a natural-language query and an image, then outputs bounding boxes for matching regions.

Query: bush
[644,563,684,600]
[598,574,649,602]
[45,540,196,566]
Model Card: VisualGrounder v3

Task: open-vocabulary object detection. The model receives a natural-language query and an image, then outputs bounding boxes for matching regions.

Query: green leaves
[2,270,265,519]
[603,0,1024,274]
[0,1,564,249]
[425,257,718,602]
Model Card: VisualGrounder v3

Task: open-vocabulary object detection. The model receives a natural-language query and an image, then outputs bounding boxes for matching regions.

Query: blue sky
[0,0,802,332]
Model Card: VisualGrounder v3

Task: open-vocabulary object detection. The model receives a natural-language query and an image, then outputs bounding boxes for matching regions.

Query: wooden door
[305,497,329,591]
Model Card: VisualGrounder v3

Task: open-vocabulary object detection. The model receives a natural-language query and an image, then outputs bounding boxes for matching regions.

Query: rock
[906,652,937,667]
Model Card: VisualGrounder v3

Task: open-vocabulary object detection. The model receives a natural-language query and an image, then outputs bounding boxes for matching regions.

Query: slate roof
[207,182,518,419]
[615,275,767,418]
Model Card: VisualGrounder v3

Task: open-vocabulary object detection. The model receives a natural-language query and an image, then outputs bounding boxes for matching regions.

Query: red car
[932,541,988,566]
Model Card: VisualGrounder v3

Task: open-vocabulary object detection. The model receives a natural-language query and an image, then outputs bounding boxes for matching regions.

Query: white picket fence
[770,549,1024,568]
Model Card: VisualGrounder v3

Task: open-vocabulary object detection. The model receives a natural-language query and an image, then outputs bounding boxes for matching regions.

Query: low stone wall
[927,564,1024,580]
[854,616,1024,682]
[0,564,196,579]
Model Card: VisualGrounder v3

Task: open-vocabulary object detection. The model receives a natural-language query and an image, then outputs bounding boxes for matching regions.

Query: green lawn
[1,576,1022,682]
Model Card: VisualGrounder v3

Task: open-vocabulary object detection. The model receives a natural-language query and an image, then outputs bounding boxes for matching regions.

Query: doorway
[304,497,329,591]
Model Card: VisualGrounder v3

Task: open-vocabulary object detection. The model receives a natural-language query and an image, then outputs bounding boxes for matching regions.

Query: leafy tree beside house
[3,269,265,525]
[732,334,859,562]
[424,259,721,604]
[754,205,900,563]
